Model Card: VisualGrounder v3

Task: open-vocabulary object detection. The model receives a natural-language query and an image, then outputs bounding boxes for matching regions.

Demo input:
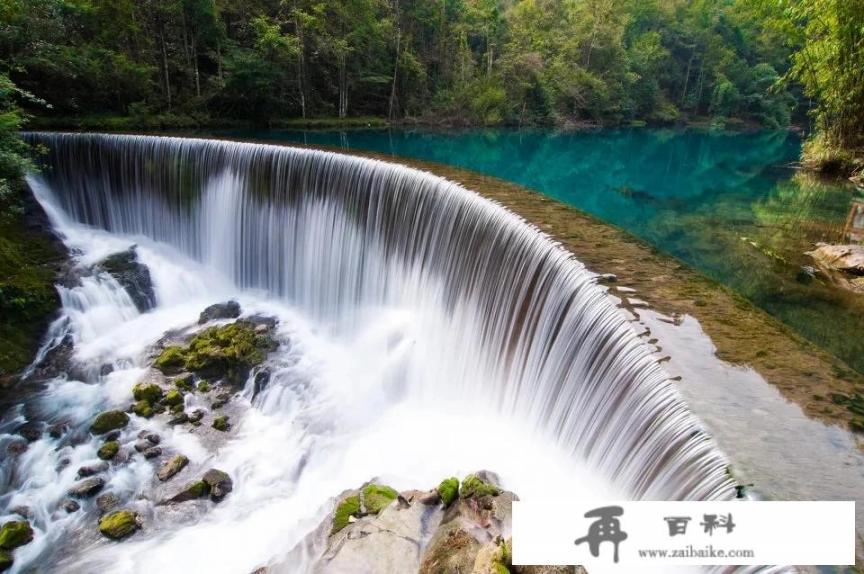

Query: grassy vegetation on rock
[459,474,501,499]
[361,484,398,514]
[437,477,459,507]
[331,495,361,535]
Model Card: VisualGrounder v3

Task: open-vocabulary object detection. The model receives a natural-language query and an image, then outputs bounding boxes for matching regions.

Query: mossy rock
[183,322,274,383]
[197,381,210,392]
[212,415,230,432]
[97,441,120,461]
[0,521,33,550]
[90,410,129,435]
[132,382,163,404]
[850,418,864,433]
[174,374,194,391]
[163,389,183,407]
[153,322,274,385]
[132,400,154,418]
[437,477,459,507]
[331,495,361,535]
[98,510,139,540]
[154,346,186,374]
[459,474,501,499]
[0,549,11,572]
[167,480,210,503]
[362,484,398,514]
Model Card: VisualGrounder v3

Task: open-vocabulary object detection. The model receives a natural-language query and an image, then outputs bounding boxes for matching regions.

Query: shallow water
[210,128,864,374]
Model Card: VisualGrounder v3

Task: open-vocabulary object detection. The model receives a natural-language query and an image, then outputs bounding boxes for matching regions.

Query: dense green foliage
[0,70,64,379]
[1,0,799,128]
[762,0,864,172]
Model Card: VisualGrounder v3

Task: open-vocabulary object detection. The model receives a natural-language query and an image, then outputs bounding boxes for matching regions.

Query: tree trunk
[388,0,401,121]
[680,48,695,108]
[293,5,307,119]
[160,27,172,111]
[339,53,347,118]
[192,33,201,98]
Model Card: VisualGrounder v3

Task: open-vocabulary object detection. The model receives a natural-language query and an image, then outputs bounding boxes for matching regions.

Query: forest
[0,0,861,177]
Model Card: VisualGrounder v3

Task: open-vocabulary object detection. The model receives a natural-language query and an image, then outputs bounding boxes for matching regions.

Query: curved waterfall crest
[26,131,734,501]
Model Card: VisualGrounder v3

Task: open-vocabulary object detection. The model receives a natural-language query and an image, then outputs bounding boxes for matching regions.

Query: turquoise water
[212,128,864,373]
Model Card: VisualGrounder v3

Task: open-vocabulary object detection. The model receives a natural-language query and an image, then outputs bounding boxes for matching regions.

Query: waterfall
[12,132,737,572]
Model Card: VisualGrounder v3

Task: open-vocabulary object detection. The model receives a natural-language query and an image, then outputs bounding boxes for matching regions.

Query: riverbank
[0,177,66,384]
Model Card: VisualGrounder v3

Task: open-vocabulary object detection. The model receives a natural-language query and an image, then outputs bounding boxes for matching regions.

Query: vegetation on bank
[0,73,64,381]
[1,0,860,171]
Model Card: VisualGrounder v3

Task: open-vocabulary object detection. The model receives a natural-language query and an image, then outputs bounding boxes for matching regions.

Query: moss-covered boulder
[460,474,501,499]
[98,510,139,540]
[132,381,163,403]
[212,415,230,431]
[162,389,183,407]
[154,321,275,385]
[437,477,459,507]
[174,374,194,391]
[90,410,129,435]
[197,381,210,392]
[154,346,186,374]
[97,441,120,461]
[132,400,154,418]
[0,549,12,572]
[0,521,33,550]
[183,321,275,383]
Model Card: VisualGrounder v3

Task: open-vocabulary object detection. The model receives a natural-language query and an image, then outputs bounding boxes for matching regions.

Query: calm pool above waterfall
[212,127,864,374]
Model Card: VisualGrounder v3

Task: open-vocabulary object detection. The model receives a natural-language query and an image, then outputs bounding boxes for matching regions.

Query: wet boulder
[0,521,33,551]
[202,469,233,502]
[62,500,80,513]
[143,446,162,459]
[132,400,155,418]
[97,247,156,313]
[212,415,230,432]
[155,321,276,385]
[98,510,139,540]
[157,455,188,481]
[96,493,120,513]
[252,369,271,398]
[198,301,241,324]
[90,410,129,435]
[69,477,105,498]
[164,480,209,504]
[77,461,109,478]
[15,422,43,443]
[132,381,164,404]
[97,441,120,461]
